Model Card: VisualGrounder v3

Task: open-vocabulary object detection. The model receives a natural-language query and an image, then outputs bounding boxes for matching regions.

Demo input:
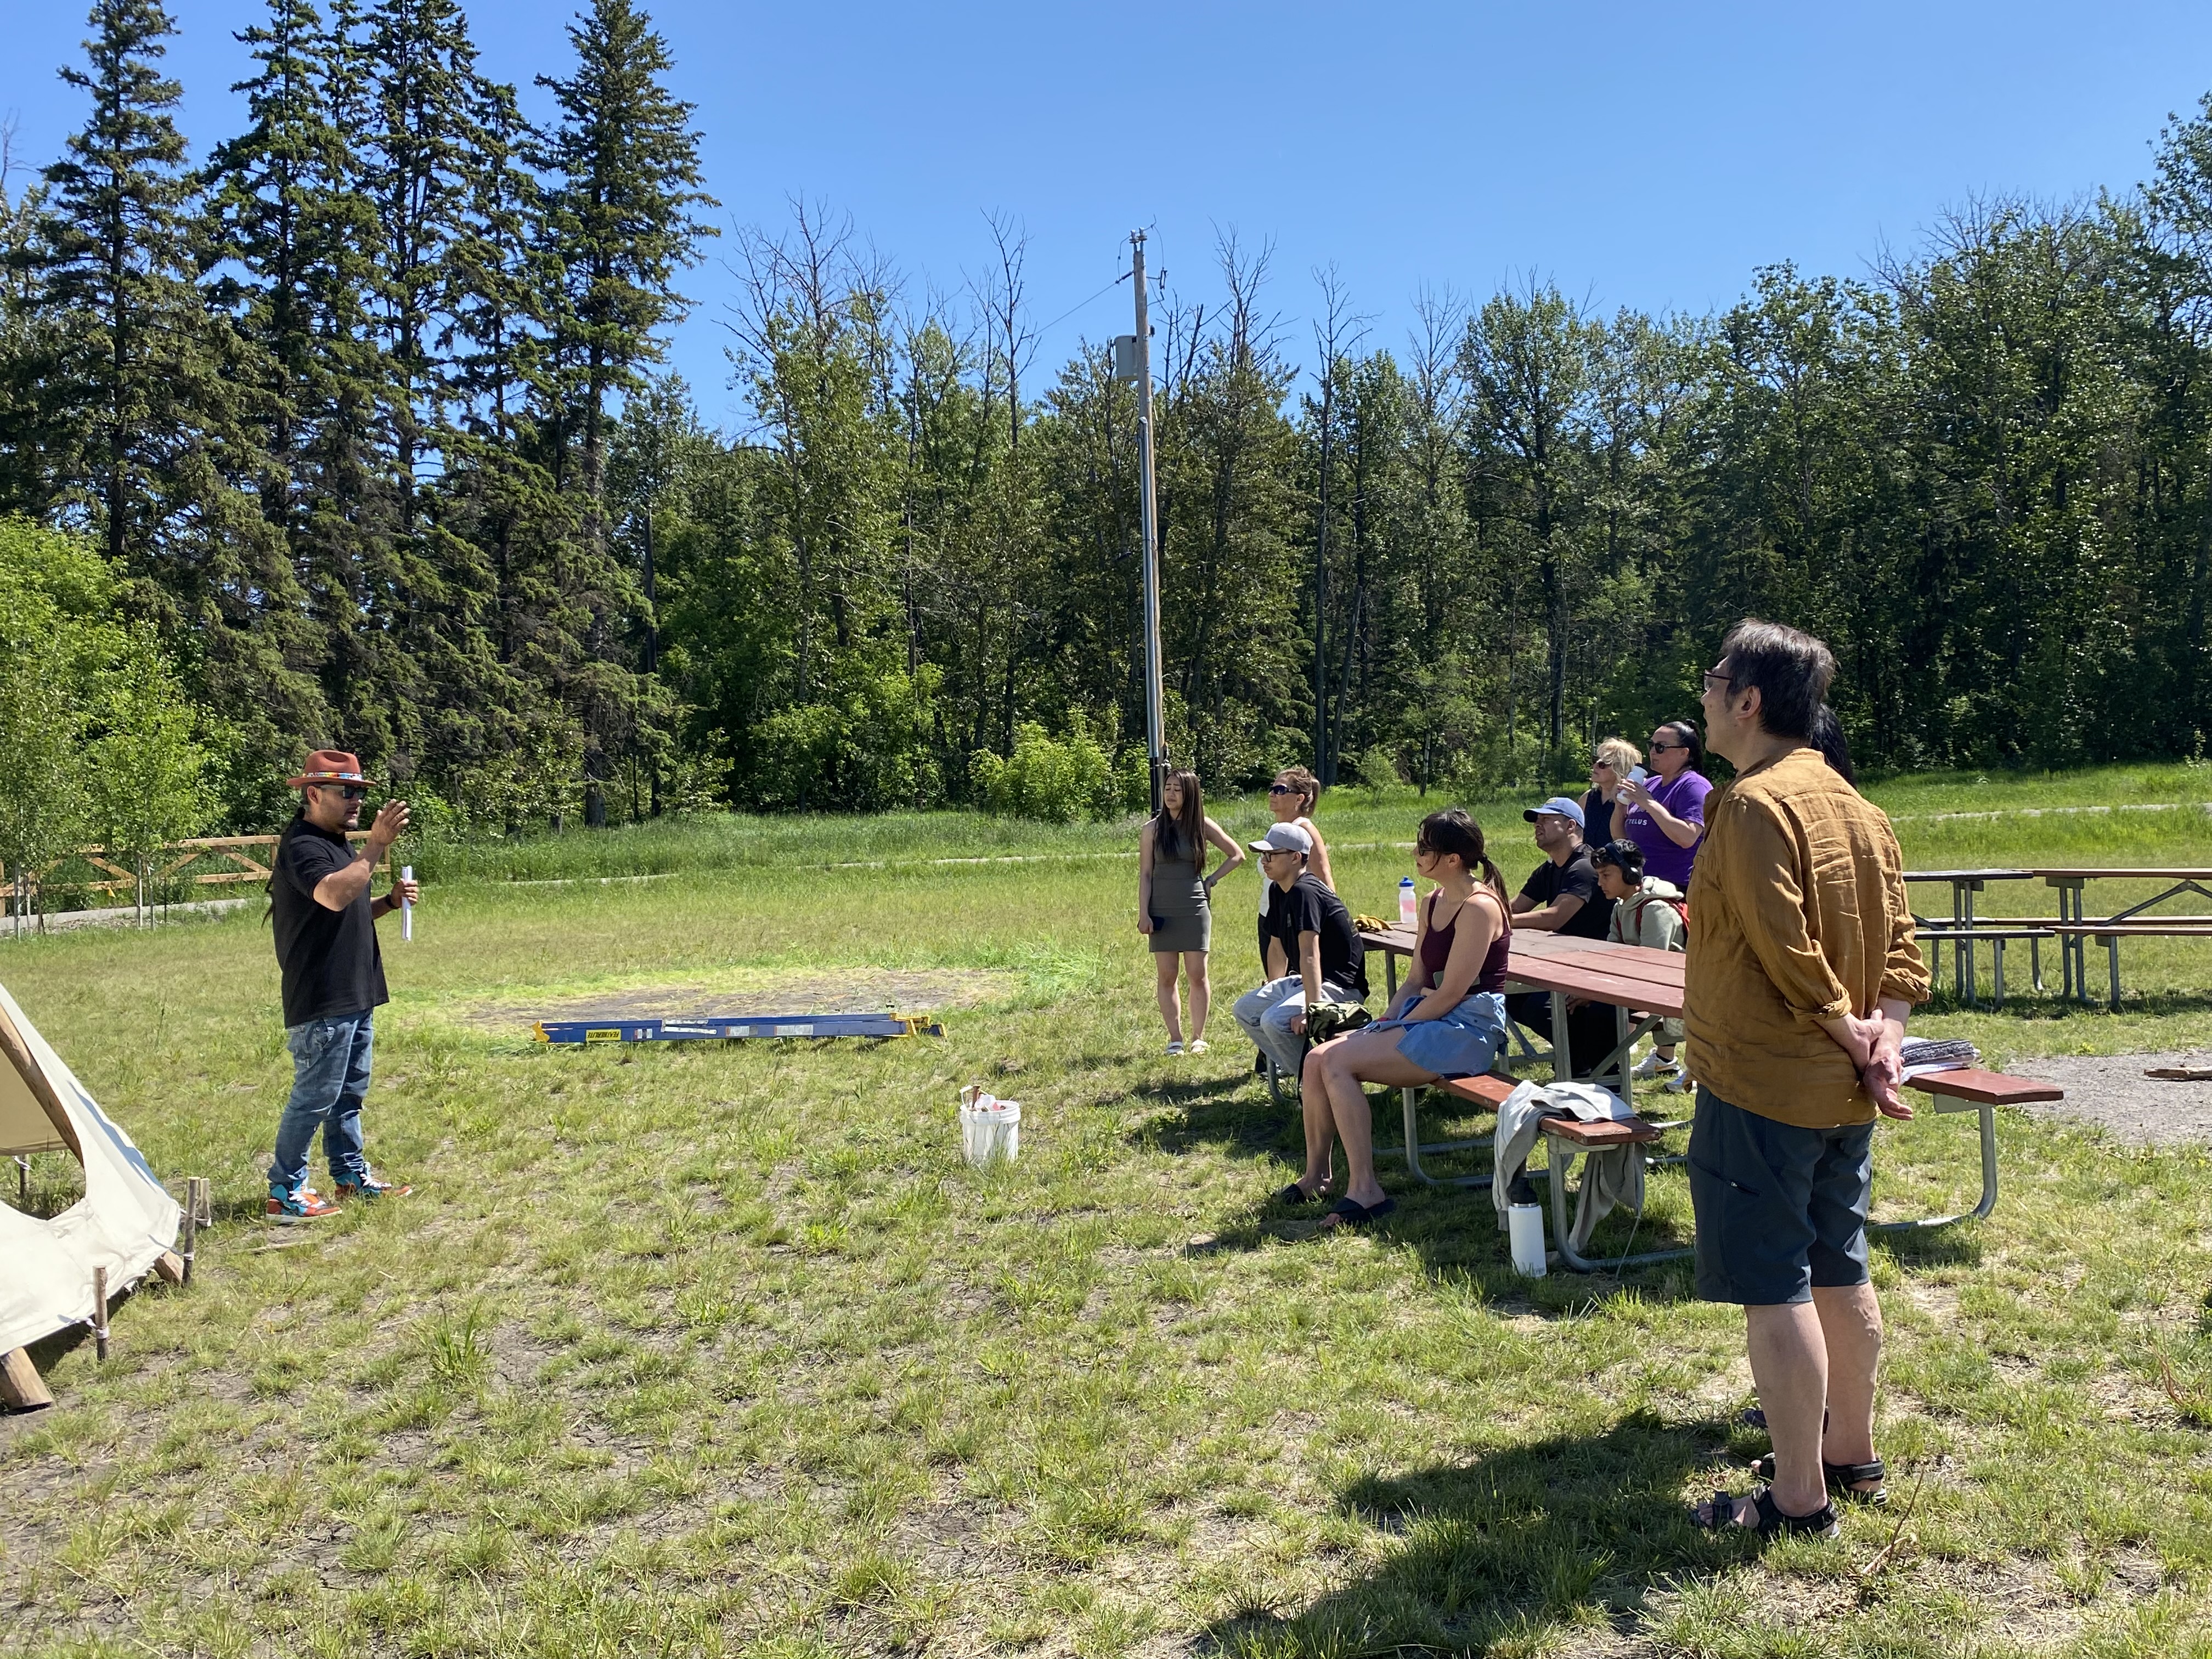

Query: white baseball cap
[1248,822,1313,855]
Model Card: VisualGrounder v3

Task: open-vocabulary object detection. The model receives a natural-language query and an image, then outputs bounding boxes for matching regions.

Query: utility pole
[1116,230,1167,814]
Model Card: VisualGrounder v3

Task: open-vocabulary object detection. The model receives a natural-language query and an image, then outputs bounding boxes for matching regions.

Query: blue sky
[7,1,2212,431]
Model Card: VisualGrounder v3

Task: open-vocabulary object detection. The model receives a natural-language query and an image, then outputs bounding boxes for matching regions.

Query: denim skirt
[1367,990,1509,1080]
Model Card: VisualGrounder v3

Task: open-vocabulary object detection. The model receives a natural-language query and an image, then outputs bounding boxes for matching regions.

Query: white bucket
[1508,1202,1548,1277]
[959,1086,1021,1167]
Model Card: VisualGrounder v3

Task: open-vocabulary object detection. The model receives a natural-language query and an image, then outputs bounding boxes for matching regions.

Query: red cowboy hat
[285,749,376,790]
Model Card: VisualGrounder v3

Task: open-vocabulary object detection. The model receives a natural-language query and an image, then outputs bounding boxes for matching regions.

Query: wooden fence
[2,833,388,913]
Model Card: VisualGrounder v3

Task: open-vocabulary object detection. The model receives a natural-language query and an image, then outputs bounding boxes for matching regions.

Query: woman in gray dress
[1138,770,1245,1055]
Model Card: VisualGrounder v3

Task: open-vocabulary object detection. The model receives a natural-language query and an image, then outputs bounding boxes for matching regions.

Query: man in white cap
[1232,822,1369,1084]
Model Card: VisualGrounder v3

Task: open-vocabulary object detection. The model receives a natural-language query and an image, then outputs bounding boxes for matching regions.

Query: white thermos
[1509,1202,1548,1277]
[400,866,413,941]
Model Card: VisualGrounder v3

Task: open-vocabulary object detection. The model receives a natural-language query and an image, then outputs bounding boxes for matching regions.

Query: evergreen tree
[42,0,319,814]
[537,0,714,821]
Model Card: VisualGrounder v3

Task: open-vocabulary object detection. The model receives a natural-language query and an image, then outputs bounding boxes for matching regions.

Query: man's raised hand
[368,799,410,850]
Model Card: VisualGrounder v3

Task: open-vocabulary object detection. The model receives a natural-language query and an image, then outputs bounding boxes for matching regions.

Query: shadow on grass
[1148,1067,1707,1305]
[1206,1410,1728,1656]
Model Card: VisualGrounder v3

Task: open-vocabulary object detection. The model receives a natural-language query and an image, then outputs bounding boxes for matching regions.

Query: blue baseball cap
[1523,795,1585,828]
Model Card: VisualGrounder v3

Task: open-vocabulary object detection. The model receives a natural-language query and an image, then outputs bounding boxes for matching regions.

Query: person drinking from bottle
[264,751,420,1221]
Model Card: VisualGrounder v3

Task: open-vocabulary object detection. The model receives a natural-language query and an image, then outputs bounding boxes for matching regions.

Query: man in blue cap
[1506,794,1618,1077]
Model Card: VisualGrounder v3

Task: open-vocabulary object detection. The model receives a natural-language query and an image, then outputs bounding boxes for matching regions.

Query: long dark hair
[1810,704,1857,786]
[1657,719,1706,776]
[1154,769,1207,873]
[1416,809,1508,909]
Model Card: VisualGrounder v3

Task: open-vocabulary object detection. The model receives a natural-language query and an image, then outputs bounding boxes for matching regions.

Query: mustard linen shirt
[1683,747,1929,1128]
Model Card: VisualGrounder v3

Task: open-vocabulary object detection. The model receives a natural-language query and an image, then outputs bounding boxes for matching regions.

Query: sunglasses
[1268,782,1301,795]
[315,784,368,800]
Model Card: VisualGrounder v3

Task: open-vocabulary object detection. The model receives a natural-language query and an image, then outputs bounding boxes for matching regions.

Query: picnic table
[1902,870,2036,1006]
[1356,922,2058,1267]
[2037,868,2212,1006]
[1358,925,1684,1112]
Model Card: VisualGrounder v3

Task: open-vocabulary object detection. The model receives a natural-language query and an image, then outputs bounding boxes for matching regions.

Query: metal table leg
[1870,1103,1999,1232]
[2106,935,2123,1012]
[1992,937,2006,1009]
[1542,1126,1694,1273]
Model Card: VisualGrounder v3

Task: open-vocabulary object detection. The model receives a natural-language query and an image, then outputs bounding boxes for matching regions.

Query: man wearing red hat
[265,751,420,1221]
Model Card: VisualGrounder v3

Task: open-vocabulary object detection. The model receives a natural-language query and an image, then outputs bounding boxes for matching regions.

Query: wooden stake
[180,1176,202,1284]
[14,1154,25,1207]
[92,1265,108,1362]
[0,1348,51,1412]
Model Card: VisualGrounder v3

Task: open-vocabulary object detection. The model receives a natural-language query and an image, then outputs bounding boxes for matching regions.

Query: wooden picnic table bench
[1904,871,2036,1007]
[2036,869,2212,1003]
[1436,1064,2061,1272]
[1350,926,1685,1188]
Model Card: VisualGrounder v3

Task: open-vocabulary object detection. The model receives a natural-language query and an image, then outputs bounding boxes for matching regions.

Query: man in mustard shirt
[1684,620,1929,1541]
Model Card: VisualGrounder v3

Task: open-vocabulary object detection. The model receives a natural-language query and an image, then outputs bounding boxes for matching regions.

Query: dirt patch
[2006,1051,2212,1147]
[458,967,1015,1034]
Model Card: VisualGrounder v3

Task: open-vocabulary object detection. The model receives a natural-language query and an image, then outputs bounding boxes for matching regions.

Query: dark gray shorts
[1688,1086,1873,1306]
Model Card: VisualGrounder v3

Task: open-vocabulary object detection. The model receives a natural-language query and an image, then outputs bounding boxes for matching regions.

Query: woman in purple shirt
[1611,719,1711,889]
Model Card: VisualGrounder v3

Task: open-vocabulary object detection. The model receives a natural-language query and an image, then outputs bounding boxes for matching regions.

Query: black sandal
[1692,1486,1840,1539]
[1276,1181,1322,1205]
[1318,1195,1396,1231]
[1751,1454,1888,1506]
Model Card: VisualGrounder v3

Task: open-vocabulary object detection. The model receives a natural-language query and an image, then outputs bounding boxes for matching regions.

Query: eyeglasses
[1651,742,1685,753]
[316,785,368,800]
[1701,669,1734,694]
[1267,783,1297,795]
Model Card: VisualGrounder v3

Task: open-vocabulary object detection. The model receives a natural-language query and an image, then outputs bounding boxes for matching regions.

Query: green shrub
[970,715,1121,822]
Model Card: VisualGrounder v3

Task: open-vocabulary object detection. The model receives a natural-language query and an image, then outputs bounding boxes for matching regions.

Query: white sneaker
[1188,1039,1209,1055]
[1632,1052,1681,1081]
[1165,1040,1184,1056]
[1661,1070,1694,1094]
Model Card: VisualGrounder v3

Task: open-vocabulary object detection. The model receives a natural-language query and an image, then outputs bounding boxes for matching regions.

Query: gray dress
[1148,832,1211,953]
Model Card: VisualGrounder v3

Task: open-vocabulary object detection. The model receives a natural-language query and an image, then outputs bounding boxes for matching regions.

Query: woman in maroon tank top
[1286,809,1513,1231]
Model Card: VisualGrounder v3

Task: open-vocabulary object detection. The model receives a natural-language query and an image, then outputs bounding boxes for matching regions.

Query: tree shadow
[1204,1410,1749,1655]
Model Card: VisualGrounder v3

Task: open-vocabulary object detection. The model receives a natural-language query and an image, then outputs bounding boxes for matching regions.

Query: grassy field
[8,769,2212,1656]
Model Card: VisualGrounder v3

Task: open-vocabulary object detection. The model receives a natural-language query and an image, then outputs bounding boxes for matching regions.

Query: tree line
[9,1,2212,832]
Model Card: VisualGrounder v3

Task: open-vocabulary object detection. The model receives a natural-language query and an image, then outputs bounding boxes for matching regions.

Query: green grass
[7,775,2212,1655]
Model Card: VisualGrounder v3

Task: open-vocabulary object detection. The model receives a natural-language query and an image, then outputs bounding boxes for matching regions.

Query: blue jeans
[269,1009,374,1192]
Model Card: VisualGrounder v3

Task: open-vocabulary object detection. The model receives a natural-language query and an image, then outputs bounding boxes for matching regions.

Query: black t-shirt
[1261,873,1368,998]
[1519,845,1613,941]
[270,815,389,1026]
[1583,787,1617,844]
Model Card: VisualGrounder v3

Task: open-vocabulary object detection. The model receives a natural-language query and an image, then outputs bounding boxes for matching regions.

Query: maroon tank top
[1419,886,1511,994]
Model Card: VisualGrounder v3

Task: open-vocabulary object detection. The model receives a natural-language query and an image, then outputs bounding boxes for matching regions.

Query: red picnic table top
[1357,926,1686,1019]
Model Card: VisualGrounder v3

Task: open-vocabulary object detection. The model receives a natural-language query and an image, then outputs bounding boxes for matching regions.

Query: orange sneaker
[335,1170,413,1201]
[267,1184,339,1222]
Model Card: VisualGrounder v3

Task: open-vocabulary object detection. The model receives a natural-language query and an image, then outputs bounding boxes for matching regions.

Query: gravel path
[2005,1050,2212,1146]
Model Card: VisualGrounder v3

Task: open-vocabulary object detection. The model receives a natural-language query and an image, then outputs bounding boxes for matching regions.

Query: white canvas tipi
[0,980,180,1358]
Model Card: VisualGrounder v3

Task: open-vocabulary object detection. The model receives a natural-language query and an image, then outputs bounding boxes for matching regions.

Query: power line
[1034,267,1132,337]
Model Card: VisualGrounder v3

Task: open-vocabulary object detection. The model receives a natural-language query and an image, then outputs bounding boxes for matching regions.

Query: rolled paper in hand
[400,865,414,941]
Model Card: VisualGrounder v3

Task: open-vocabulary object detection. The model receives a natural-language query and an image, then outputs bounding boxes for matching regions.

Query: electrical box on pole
[1129,233,1166,815]
[1111,335,1141,383]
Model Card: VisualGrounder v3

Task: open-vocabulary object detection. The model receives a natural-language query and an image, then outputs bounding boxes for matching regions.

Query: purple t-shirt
[1619,770,1711,889]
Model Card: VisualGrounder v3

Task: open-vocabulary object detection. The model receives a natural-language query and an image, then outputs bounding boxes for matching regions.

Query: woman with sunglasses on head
[1257,766,1334,976]
[1138,769,1245,1056]
[1611,719,1712,893]
[1286,809,1512,1231]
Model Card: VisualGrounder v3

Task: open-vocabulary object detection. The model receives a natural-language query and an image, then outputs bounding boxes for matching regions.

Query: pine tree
[43,0,320,814]
[537,0,713,821]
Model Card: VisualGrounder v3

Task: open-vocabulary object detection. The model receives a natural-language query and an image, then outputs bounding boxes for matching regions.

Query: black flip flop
[1319,1195,1396,1231]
